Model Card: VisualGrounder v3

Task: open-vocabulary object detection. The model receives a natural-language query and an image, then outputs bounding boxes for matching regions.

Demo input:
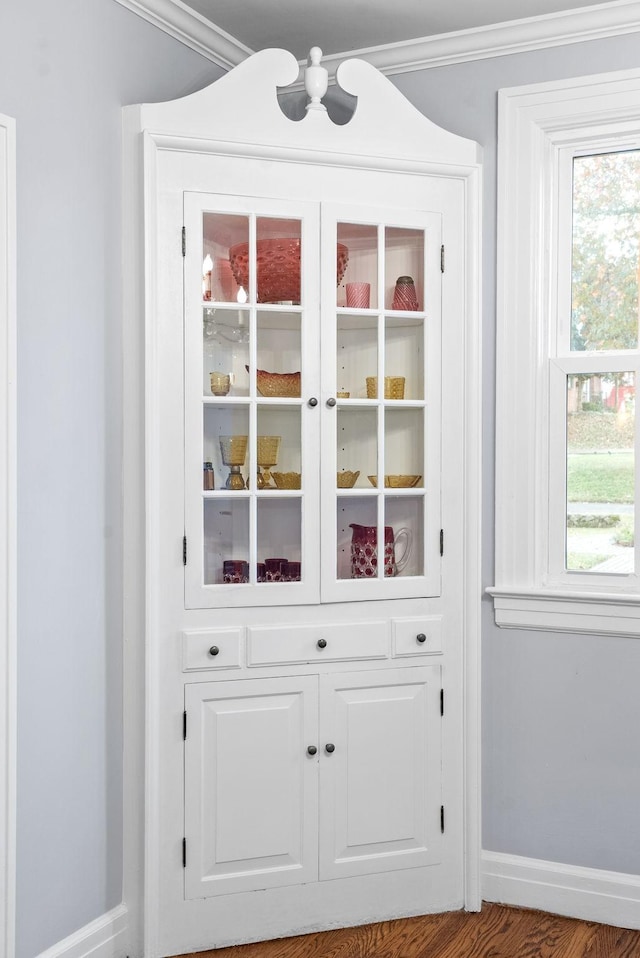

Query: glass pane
[385,496,424,577]
[566,372,635,573]
[255,217,302,305]
[256,310,301,397]
[337,495,378,580]
[384,315,424,401]
[571,151,640,351]
[257,499,301,582]
[336,407,377,490]
[204,404,250,492]
[256,405,301,490]
[385,227,424,312]
[203,212,247,303]
[204,498,249,585]
[336,315,377,399]
[384,408,424,488]
[203,307,250,398]
[337,223,377,309]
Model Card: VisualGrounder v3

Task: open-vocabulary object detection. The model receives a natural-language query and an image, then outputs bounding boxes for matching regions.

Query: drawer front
[182,629,242,671]
[247,621,388,666]
[392,616,442,657]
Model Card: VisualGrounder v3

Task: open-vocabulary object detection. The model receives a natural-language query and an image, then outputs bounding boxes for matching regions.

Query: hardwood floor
[188,904,640,957]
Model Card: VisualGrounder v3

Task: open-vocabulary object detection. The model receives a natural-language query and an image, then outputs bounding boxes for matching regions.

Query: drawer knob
[308,397,318,407]
[325,743,336,754]
[326,397,337,407]
[416,633,427,644]
[307,745,317,756]
[209,645,220,656]
[317,638,327,649]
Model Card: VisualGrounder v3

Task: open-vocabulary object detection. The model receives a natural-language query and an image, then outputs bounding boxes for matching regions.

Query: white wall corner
[34,906,129,958]
[482,851,640,929]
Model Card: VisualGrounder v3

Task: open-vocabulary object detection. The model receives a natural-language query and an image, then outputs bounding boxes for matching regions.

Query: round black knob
[308,397,318,407]
[307,745,317,756]
[325,743,335,754]
[416,633,427,644]
[326,397,337,407]
[317,638,327,649]
[209,645,220,656]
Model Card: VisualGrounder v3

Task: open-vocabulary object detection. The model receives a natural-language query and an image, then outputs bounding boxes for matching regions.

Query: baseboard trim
[482,851,640,929]
[35,905,128,958]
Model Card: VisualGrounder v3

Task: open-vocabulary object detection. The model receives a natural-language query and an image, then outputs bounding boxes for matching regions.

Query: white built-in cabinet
[124,46,482,957]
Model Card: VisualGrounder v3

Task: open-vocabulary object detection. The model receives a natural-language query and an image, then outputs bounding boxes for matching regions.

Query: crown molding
[112,0,253,70]
[114,0,640,77]
[319,0,640,77]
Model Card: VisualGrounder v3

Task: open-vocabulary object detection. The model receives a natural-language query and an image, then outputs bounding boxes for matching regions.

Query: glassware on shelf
[349,523,412,578]
[366,376,405,400]
[392,275,419,311]
[222,559,249,583]
[346,282,370,309]
[256,435,281,488]
[219,435,248,490]
[337,470,359,488]
[228,238,349,304]
[203,461,215,490]
[272,471,301,489]
[210,372,231,396]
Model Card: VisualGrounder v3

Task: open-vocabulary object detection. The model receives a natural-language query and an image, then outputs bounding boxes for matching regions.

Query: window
[489,70,640,636]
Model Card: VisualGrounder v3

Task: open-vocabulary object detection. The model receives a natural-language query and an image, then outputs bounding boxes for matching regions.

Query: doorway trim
[0,111,16,958]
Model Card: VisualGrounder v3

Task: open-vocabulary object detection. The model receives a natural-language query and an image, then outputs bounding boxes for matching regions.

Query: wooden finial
[305,46,328,112]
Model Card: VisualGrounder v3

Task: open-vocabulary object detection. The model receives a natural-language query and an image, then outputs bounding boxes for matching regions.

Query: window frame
[489,69,640,636]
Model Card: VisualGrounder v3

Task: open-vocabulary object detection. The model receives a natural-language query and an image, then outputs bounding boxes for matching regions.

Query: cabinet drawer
[247,621,388,666]
[182,629,242,671]
[392,616,442,657]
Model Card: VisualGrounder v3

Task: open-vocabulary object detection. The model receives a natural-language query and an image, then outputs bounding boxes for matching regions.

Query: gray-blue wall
[2,4,640,957]
[391,36,640,874]
[0,2,222,955]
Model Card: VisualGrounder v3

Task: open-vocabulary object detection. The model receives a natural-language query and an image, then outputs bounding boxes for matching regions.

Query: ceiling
[176,0,629,60]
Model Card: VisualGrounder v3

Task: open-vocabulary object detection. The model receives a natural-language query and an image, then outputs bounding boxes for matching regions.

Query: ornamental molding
[113,0,640,75]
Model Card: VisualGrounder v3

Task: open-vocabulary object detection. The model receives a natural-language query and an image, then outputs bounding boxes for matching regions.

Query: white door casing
[0,112,16,958]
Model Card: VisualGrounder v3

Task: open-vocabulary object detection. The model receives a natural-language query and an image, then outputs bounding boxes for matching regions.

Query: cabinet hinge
[440,688,444,717]
[439,529,444,557]
[182,837,187,867]
[440,244,445,273]
[181,226,186,257]
[183,535,187,566]
[183,710,187,740]
[440,805,445,833]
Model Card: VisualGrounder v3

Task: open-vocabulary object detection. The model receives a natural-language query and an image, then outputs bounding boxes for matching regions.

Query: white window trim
[488,69,640,636]
[0,111,16,958]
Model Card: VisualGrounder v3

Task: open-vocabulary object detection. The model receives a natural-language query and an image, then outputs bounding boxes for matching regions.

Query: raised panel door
[184,675,318,898]
[318,665,442,880]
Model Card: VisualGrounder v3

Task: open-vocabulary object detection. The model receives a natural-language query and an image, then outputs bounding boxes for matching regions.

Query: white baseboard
[35,905,128,958]
[482,851,640,930]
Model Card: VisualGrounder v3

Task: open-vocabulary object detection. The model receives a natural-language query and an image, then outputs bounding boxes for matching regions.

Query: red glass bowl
[229,238,349,304]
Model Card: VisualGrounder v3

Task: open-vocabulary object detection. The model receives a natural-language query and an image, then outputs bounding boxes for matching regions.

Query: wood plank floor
[188,904,640,958]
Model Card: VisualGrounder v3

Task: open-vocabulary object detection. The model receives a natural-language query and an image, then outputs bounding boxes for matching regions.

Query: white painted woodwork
[122,45,482,955]
[490,68,640,635]
[392,616,442,657]
[246,621,388,666]
[0,111,16,958]
[184,676,318,897]
[319,666,442,880]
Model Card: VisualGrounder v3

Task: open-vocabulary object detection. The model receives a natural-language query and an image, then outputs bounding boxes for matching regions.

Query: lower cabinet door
[184,675,319,898]
[318,665,442,880]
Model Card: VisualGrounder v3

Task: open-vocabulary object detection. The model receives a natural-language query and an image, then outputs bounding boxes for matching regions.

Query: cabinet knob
[307,745,317,756]
[209,645,220,656]
[308,397,318,407]
[326,397,337,407]
[317,637,327,649]
[325,743,336,754]
[416,633,427,644]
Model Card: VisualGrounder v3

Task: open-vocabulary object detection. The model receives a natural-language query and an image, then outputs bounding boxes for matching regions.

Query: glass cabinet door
[321,205,442,602]
[184,193,321,608]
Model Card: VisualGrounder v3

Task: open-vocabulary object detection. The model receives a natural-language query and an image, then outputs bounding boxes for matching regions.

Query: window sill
[486,587,640,637]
